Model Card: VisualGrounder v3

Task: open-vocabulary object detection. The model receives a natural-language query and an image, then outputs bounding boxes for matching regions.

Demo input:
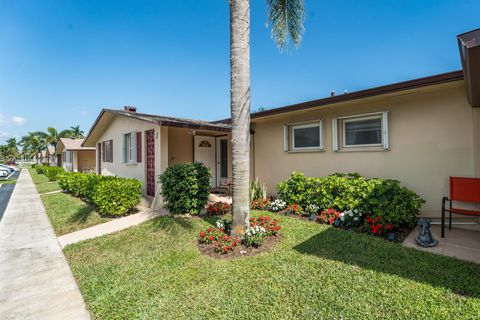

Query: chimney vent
[330,90,336,97]
[124,106,137,113]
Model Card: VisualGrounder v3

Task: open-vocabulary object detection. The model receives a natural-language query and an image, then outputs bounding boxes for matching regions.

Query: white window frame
[333,111,389,151]
[284,120,324,152]
[122,131,137,164]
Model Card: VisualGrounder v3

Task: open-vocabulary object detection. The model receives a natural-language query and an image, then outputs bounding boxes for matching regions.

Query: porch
[403,225,480,264]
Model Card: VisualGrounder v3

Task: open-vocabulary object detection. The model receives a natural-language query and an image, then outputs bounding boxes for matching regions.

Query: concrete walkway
[58,207,167,248]
[0,170,90,319]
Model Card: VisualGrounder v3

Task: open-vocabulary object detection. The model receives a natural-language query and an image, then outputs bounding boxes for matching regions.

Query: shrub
[365,179,425,229]
[159,162,211,215]
[43,166,65,181]
[249,178,267,202]
[277,172,424,229]
[35,165,46,174]
[91,177,142,216]
[207,201,231,216]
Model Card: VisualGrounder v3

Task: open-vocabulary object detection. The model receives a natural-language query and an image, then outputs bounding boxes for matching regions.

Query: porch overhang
[458,29,480,107]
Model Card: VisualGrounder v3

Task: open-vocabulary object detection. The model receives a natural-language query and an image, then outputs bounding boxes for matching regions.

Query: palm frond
[266,0,305,52]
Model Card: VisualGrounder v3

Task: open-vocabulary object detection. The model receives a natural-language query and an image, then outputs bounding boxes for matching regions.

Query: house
[37,151,47,164]
[56,138,96,172]
[83,28,480,228]
[82,106,253,207]
[45,145,56,166]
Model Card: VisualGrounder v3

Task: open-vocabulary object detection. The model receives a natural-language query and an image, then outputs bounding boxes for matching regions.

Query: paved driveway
[0,169,90,319]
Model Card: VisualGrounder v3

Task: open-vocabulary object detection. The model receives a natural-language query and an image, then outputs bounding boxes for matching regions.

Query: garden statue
[415,218,438,247]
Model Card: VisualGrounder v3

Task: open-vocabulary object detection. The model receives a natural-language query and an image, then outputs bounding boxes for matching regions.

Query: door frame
[216,136,228,188]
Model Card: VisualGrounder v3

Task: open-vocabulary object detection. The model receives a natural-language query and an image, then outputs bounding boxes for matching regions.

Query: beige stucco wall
[77,150,96,172]
[252,82,476,218]
[168,127,194,166]
[96,115,162,203]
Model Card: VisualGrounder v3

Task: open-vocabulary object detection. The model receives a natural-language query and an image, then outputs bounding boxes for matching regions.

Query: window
[220,139,228,178]
[122,131,140,164]
[102,140,113,162]
[284,121,323,152]
[124,133,132,162]
[332,112,389,151]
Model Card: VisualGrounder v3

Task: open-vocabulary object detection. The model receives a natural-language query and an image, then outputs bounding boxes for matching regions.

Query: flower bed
[206,201,231,216]
[198,216,282,258]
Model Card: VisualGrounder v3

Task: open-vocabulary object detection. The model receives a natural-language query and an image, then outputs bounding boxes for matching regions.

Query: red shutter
[109,139,113,162]
[136,132,142,163]
[101,142,105,162]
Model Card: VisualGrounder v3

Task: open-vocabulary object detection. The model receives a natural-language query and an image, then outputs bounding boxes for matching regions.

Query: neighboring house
[82,106,253,207]
[56,138,96,172]
[83,29,480,227]
[45,145,56,166]
[38,151,47,164]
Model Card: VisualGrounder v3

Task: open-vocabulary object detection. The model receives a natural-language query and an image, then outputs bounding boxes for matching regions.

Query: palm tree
[229,0,305,237]
[19,132,48,160]
[44,127,72,148]
[68,125,84,139]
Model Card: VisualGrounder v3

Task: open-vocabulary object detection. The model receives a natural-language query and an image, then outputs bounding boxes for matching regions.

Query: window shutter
[319,120,324,150]
[121,134,126,163]
[136,132,142,163]
[110,140,113,162]
[382,111,389,150]
[332,118,339,151]
[130,131,137,163]
[283,125,289,152]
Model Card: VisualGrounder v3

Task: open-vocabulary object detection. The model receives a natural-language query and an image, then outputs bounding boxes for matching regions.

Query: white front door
[194,136,216,187]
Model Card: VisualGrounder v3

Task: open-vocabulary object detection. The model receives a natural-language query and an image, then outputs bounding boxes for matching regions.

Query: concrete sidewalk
[58,207,167,248]
[0,170,90,319]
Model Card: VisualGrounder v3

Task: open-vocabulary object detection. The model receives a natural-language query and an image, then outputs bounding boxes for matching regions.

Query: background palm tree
[229,0,305,237]
[68,125,84,138]
[44,127,73,148]
[19,132,48,160]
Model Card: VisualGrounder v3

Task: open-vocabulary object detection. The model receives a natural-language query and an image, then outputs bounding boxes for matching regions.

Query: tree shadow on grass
[149,215,196,235]
[294,227,480,298]
[67,205,95,224]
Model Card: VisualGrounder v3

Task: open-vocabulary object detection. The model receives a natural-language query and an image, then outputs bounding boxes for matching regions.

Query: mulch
[198,234,283,260]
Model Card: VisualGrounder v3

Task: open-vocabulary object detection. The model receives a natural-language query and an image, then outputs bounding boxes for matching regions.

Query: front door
[146,129,155,197]
[194,136,216,187]
[216,137,228,187]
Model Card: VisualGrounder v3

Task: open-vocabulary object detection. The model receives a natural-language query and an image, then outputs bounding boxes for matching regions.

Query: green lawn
[41,192,113,236]
[28,168,61,194]
[0,179,16,185]
[64,211,480,319]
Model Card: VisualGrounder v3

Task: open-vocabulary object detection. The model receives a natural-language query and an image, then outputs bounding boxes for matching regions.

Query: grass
[28,168,112,235]
[64,211,480,319]
[41,192,113,236]
[0,179,16,185]
[28,168,61,194]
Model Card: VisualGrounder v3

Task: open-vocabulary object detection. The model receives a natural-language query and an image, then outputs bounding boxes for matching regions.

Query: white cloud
[11,116,26,126]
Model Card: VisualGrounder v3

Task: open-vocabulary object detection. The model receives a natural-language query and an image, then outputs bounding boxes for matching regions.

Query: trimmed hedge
[35,164,65,181]
[59,172,142,216]
[159,162,211,215]
[277,172,424,228]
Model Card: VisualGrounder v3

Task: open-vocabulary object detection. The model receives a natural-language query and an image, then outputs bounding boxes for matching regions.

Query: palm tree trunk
[229,0,251,238]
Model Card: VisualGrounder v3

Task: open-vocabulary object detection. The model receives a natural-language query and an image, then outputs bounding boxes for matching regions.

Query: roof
[457,29,480,107]
[58,138,95,151]
[46,145,55,154]
[214,70,464,123]
[83,109,231,147]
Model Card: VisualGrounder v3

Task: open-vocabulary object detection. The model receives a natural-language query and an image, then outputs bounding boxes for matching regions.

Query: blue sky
[0,0,479,143]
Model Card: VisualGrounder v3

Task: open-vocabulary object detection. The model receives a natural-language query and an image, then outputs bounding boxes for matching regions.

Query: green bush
[277,172,424,228]
[43,166,65,181]
[35,165,46,174]
[59,172,142,216]
[159,162,211,215]
[92,177,142,216]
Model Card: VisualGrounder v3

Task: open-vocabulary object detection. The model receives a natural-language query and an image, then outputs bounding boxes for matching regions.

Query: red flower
[199,230,205,238]
[209,236,214,241]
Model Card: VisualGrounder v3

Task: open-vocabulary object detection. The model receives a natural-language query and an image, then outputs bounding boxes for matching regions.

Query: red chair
[441,177,480,237]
